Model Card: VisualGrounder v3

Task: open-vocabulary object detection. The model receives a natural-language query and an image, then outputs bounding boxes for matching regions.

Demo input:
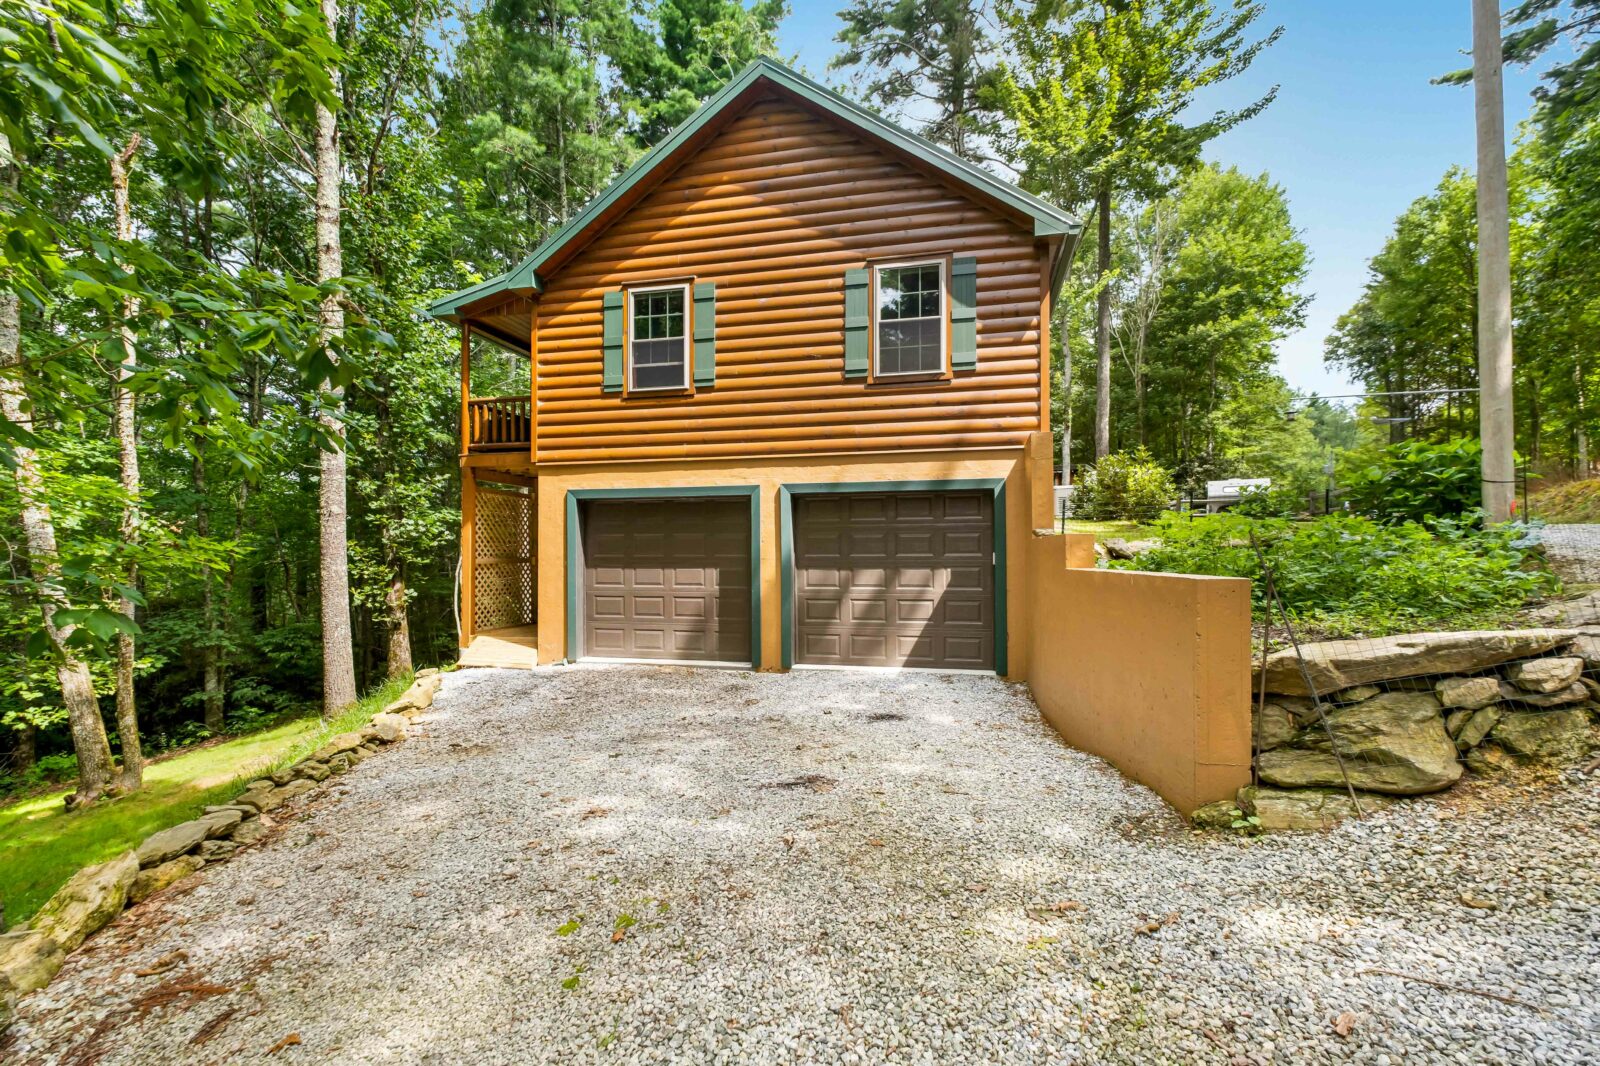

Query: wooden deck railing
[466,396,532,451]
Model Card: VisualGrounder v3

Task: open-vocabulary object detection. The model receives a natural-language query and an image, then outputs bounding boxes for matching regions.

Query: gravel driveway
[9,667,1599,1064]
[1536,524,1600,583]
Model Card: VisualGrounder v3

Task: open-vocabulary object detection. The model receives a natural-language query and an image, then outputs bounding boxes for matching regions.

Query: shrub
[1230,483,1305,519]
[1343,437,1484,523]
[1113,511,1558,635]
[1071,448,1175,521]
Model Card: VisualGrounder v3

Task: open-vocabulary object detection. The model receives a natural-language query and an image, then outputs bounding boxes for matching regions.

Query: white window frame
[872,258,947,378]
[627,283,691,392]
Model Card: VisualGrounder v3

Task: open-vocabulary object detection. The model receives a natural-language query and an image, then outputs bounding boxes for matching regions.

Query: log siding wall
[532,97,1048,465]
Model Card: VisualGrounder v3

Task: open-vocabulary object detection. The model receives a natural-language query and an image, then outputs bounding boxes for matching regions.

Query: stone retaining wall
[0,670,445,1032]
[1195,626,1600,831]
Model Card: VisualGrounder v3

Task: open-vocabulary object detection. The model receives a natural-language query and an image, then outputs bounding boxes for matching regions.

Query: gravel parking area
[1536,524,1600,583]
[8,666,1599,1064]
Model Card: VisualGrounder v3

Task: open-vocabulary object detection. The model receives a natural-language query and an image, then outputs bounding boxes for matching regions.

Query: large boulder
[0,929,65,995]
[1436,676,1503,710]
[28,851,137,953]
[130,854,206,904]
[369,713,407,743]
[1190,800,1240,829]
[1253,702,1299,752]
[1491,709,1594,764]
[1236,785,1397,831]
[1502,681,1589,708]
[1256,691,1463,794]
[135,810,241,867]
[1565,632,1600,668]
[1527,591,1600,628]
[1255,630,1577,696]
[311,731,366,763]
[1505,657,1585,693]
[1454,707,1502,751]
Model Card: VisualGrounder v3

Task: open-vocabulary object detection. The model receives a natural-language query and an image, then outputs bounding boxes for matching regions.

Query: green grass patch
[0,674,413,926]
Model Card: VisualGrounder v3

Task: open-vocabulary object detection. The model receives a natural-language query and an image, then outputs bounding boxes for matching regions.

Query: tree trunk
[1094,184,1113,461]
[195,443,224,732]
[110,134,144,788]
[1473,0,1516,521]
[0,212,116,807]
[316,0,358,716]
[385,560,412,677]
[13,722,36,778]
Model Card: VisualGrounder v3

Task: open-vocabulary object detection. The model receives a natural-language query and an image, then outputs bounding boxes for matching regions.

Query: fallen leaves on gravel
[190,1008,239,1046]
[764,774,837,793]
[1134,912,1180,936]
[135,950,190,977]
[131,973,232,1014]
[1331,1011,1359,1038]
[266,1032,301,1055]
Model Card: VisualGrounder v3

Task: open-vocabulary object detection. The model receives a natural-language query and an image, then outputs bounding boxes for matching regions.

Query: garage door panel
[582,497,752,663]
[794,491,993,670]
[849,496,889,521]
[941,494,984,519]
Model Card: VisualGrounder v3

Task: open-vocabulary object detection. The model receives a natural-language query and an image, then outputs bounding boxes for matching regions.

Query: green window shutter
[951,256,978,371]
[601,290,624,393]
[693,281,716,387]
[843,267,870,378]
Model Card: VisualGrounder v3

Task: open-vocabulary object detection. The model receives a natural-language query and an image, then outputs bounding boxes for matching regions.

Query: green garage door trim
[565,486,761,665]
[778,479,1006,674]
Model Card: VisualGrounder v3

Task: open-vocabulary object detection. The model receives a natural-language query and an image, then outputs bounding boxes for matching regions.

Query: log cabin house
[428,57,1081,673]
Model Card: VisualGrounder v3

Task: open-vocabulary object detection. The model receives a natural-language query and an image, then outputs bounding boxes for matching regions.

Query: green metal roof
[427,56,1080,321]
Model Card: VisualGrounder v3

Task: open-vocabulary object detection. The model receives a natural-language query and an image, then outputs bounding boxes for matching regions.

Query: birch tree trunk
[1093,184,1112,461]
[316,0,357,715]
[110,134,144,788]
[0,156,116,807]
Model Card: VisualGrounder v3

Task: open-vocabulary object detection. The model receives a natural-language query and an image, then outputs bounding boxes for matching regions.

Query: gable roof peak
[429,56,1079,322]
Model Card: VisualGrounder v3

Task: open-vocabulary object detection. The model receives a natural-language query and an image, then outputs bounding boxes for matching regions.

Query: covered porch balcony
[466,395,532,452]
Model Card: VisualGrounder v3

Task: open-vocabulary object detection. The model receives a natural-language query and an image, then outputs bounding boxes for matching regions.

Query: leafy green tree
[608,0,788,147]
[831,0,994,160]
[440,0,634,270]
[994,0,1281,462]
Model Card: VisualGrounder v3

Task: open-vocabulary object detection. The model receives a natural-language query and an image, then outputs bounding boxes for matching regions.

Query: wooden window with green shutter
[693,281,716,387]
[843,268,869,378]
[601,290,624,392]
[951,256,977,371]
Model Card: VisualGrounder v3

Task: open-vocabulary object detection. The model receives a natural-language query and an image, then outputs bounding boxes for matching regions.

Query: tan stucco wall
[533,449,1036,672]
[1022,531,1253,815]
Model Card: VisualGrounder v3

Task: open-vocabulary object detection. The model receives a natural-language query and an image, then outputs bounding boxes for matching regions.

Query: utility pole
[1473,0,1516,521]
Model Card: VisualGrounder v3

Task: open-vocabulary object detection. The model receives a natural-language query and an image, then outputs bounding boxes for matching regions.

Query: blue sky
[777,1,1559,398]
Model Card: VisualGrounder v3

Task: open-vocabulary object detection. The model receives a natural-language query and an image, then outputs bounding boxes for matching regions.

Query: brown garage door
[581,497,752,663]
[793,491,994,670]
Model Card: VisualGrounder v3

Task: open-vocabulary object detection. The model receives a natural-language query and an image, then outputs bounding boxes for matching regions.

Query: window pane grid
[876,263,942,375]
[630,287,686,389]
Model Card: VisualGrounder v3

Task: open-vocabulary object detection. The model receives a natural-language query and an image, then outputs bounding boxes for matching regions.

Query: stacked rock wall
[1197,629,1600,830]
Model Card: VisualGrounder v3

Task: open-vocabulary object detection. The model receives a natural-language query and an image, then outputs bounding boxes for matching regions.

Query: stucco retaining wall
[1023,532,1253,814]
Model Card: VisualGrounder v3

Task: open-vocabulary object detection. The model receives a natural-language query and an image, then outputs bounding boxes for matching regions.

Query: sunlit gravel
[9,665,1599,1064]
